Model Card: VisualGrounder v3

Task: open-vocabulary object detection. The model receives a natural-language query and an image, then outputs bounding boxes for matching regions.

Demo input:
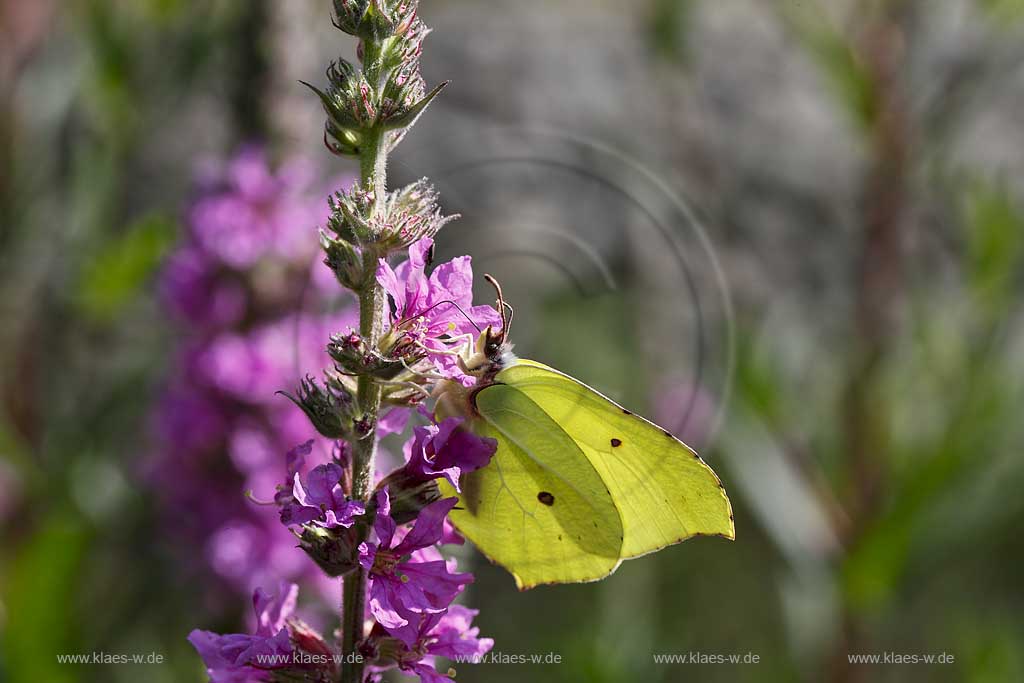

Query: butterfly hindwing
[444,382,624,589]
[497,360,735,559]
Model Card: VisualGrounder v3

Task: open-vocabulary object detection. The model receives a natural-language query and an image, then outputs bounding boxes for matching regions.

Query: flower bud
[361,625,404,668]
[287,618,337,662]
[331,0,417,42]
[298,525,360,577]
[331,0,370,36]
[301,60,376,157]
[375,178,459,253]
[328,331,416,380]
[325,184,375,244]
[280,376,354,439]
[320,231,364,291]
[375,466,443,524]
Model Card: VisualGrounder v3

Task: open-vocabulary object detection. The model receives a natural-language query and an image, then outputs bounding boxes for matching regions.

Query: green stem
[341,127,389,683]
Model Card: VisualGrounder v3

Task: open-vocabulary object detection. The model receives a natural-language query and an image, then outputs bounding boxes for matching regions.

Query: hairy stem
[341,128,389,683]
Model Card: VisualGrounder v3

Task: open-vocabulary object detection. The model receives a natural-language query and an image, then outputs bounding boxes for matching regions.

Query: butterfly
[435,277,734,590]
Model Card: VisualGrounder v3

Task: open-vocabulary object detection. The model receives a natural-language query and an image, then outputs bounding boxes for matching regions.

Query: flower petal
[394,497,458,554]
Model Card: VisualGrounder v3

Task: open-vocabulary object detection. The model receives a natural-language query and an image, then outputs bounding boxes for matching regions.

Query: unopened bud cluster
[310,0,455,292]
[321,178,457,289]
[308,0,446,157]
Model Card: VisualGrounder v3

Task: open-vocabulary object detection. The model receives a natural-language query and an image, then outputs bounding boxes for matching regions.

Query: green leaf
[979,0,1024,23]
[962,181,1024,315]
[75,212,176,322]
[2,513,89,683]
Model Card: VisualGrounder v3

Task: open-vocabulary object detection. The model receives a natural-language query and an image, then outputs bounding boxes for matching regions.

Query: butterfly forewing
[497,360,735,559]
[445,382,624,589]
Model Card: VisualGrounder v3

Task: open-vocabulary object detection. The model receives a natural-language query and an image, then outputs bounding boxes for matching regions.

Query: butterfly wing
[445,382,625,589]
[498,359,735,559]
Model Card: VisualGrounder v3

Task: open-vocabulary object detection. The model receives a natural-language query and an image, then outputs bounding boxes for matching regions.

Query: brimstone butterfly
[435,278,734,590]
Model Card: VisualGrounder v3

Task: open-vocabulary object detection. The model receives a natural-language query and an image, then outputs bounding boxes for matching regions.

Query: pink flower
[376,238,502,383]
[403,418,496,491]
[189,583,335,682]
[359,491,472,635]
[374,605,494,683]
[277,442,365,529]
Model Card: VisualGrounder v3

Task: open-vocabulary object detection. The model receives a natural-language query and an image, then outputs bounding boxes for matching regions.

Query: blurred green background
[2,1,1023,682]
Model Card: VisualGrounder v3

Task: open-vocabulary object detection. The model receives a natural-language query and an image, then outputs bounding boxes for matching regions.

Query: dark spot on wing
[662,430,673,438]
[622,408,632,415]
[610,438,622,448]
[537,491,555,506]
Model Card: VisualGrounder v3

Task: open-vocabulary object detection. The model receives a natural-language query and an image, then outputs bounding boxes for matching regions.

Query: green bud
[376,178,458,252]
[332,0,418,42]
[298,525,360,577]
[327,330,414,381]
[301,60,376,157]
[280,376,354,439]
[320,231,364,291]
[322,178,456,258]
[325,184,376,244]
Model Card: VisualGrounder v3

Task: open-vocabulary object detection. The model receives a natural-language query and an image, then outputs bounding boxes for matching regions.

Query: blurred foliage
[962,181,1024,313]
[75,212,176,322]
[979,0,1024,22]
[648,0,694,64]
[2,512,89,683]
[780,0,877,131]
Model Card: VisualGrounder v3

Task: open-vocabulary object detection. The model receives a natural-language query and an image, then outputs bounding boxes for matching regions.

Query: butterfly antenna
[483,274,510,337]
[400,300,482,334]
[501,301,514,339]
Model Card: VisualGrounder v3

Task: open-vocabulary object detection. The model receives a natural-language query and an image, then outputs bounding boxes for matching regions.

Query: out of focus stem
[341,127,389,683]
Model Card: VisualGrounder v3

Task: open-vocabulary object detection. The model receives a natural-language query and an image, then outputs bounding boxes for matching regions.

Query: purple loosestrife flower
[147,148,357,601]
[404,417,496,491]
[376,415,495,523]
[277,446,365,528]
[271,441,364,577]
[189,583,335,682]
[376,238,502,384]
[359,491,473,632]
[369,605,494,683]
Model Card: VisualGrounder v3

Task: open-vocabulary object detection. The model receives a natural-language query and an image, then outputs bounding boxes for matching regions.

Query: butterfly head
[456,275,515,381]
